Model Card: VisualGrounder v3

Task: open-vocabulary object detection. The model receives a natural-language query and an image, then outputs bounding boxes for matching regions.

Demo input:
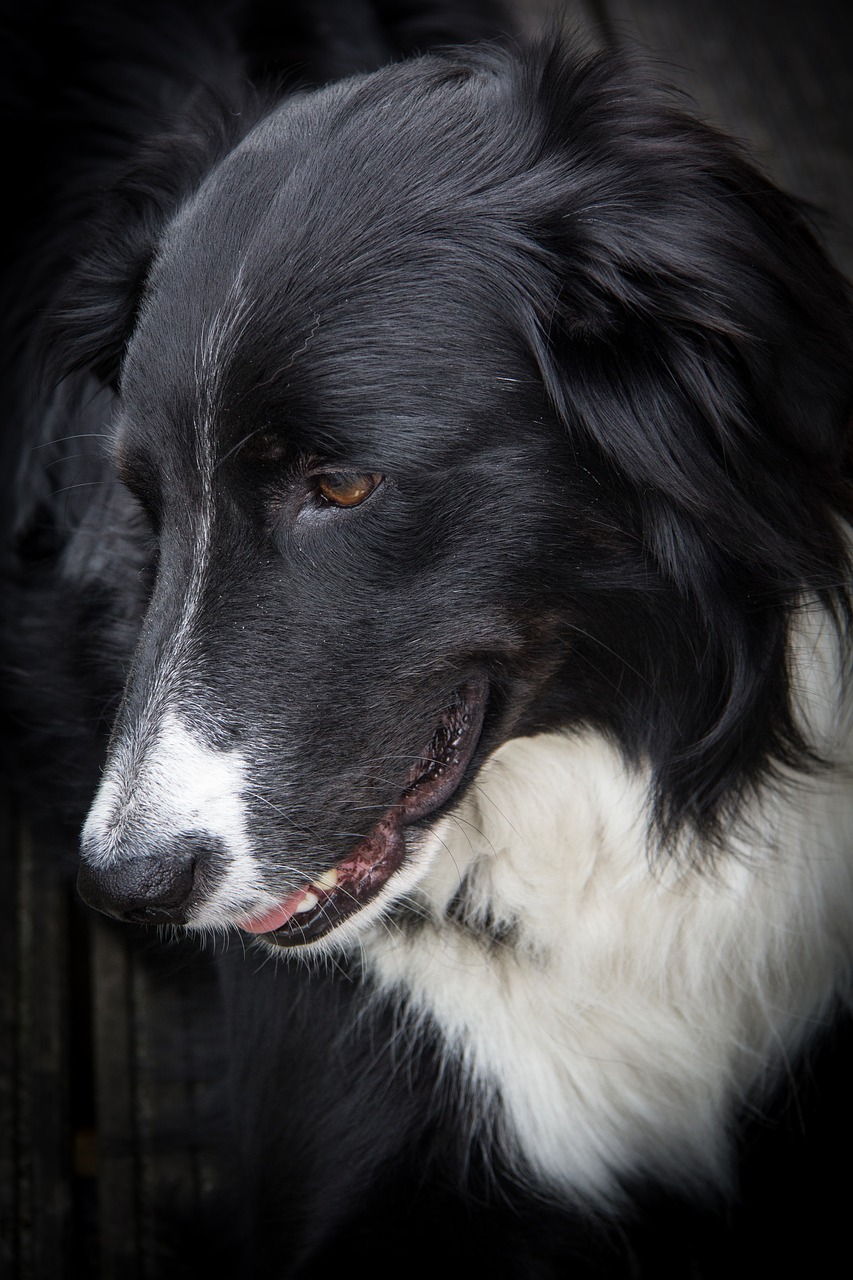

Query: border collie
[3,1,853,1274]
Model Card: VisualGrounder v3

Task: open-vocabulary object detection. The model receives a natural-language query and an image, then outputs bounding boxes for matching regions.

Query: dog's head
[73,41,853,951]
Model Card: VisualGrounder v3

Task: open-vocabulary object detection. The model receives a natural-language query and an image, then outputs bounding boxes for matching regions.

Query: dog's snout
[78,707,252,927]
[77,838,213,924]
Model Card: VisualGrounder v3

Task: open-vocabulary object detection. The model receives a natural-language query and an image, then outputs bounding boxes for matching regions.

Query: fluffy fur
[3,1,853,1275]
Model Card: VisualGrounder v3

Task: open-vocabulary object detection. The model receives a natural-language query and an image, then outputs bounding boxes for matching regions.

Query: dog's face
[75,48,853,950]
[78,64,585,949]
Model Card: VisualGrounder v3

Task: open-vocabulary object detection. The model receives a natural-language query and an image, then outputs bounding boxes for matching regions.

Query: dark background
[1,1,852,1276]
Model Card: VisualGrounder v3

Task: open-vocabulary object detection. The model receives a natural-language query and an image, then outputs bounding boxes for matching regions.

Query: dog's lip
[238,679,488,945]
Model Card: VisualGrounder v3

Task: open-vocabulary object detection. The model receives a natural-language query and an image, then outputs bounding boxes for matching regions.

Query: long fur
[3,2,853,1275]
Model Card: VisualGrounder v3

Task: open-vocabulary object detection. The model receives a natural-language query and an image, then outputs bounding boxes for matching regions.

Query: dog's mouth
[238,680,488,947]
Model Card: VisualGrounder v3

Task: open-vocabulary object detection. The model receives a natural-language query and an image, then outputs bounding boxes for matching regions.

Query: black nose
[77,841,204,924]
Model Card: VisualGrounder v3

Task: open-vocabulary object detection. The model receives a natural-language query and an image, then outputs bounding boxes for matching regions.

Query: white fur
[360,604,853,1202]
[81,709,264,922]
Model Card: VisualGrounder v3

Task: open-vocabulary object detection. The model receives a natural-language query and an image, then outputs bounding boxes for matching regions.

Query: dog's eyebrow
[216,425,290,468]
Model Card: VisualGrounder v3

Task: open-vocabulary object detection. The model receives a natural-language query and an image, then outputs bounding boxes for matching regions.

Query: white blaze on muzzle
[79,708,262,927]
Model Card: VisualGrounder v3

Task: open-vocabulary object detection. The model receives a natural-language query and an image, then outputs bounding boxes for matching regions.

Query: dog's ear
[49,199,159,393]
[46,97,256,393]
[520,41,853,587]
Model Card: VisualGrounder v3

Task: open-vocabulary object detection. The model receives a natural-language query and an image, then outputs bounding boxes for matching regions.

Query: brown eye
[315,472,382,508]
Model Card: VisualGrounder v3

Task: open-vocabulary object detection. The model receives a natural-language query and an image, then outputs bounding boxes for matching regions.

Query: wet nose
[76,836,214,924]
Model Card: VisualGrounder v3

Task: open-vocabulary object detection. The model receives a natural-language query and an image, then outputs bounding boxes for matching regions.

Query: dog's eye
[315,472,382,508]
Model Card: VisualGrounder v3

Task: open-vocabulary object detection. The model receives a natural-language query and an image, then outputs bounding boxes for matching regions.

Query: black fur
[3,2,853,1275]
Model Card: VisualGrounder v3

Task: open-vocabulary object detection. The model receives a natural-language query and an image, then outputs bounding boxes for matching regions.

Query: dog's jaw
[237,679,489,947]
[238,814,407,943]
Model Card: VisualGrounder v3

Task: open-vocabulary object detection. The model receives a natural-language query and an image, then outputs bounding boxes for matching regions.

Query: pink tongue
[238,814,404,937]
[240,887,311,935]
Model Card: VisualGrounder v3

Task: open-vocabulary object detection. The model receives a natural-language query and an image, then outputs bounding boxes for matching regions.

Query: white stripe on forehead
[152,268,256,683]
[194,266,255,419]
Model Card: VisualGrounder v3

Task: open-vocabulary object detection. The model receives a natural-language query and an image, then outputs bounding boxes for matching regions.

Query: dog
[3,1,853,1275]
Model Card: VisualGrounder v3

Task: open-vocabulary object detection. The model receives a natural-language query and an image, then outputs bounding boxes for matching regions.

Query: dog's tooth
[314,868,339,890]
[295,891,320,914]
